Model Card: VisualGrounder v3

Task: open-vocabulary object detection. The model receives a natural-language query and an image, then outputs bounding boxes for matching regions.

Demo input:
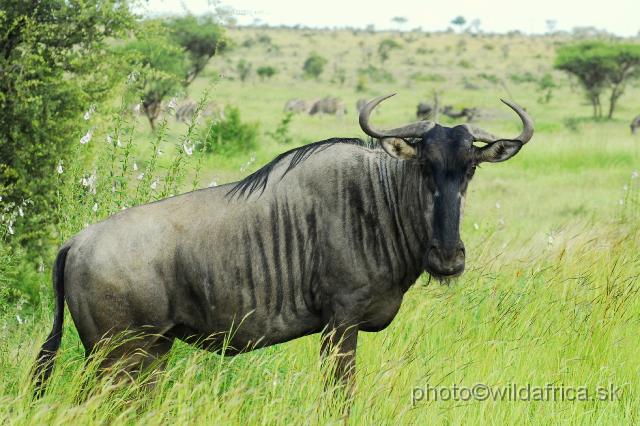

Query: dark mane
[226,137,377,199]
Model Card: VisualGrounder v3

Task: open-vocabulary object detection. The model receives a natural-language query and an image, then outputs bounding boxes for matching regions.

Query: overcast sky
[141,0,639,37]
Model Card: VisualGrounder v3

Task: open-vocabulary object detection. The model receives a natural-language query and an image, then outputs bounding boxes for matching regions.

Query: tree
[120,23,188,130]
[256,65,277,80]
[391,16,407,30]
[555,42,640,118]
[451,16,467,32]
[378,38,401,63]
[166,14,229,84]
[303,53,328,80]
[0,0,135,249]
[237,59,252,83]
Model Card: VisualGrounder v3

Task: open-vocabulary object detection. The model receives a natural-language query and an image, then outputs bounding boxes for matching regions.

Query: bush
[0,0,135,252]
[257,66,277,80]
[237,60,252,83]
[378,38,401,63]
[358,65,394,83]
[303,53,328,80]
[198,106,259,155]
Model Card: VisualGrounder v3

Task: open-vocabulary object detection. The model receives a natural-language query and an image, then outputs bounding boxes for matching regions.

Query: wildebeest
[283,98,310,114]
[442,105,479,121]
[175,100,197,122]
[631,115,640,135]
[309,97,347,116]
[416,102,433,120]
[34,94,534,394]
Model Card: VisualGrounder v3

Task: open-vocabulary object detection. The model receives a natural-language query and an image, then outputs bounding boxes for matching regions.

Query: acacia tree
[555,42,640,118]
[120,23,188,130]
[166,14,228,84]
[378,38,401,63]
[0,0,135,248]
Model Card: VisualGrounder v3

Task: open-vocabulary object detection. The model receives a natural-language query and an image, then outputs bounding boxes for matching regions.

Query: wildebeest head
[360,94,534,278]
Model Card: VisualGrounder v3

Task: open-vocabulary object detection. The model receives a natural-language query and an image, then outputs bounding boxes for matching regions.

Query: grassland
[1,27,639,424]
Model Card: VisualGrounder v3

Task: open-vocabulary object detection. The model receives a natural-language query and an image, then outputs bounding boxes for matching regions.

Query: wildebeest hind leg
[91,329,175,388]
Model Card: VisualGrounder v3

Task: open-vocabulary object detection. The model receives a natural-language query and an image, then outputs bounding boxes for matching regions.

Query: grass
[1,27,639,424]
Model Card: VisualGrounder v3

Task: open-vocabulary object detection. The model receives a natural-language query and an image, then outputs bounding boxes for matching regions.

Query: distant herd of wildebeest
[159,97,640,134]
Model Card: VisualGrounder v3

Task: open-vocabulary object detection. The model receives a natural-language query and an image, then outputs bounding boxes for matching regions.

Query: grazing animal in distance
[284,98,310,114]
[416,102,433,120]
[631,115,640,135]
[175,100,198,123]
[309,97,347,116]
[33,94,534,395]
[442,105,479,122]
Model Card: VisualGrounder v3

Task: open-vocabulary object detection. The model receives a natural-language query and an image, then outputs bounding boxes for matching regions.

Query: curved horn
[359,94,435,139]
[463,99,534,144]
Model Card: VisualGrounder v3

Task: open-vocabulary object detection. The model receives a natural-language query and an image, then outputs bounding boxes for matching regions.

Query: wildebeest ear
[380,138,418,160]
[476,139,523,163]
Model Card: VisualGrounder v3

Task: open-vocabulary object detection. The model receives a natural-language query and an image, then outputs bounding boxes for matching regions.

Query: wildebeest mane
[227,137,377,199]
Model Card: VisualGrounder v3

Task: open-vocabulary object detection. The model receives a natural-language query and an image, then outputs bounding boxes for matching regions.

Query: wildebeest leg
[92,330,175,388]
[320,322,359,393]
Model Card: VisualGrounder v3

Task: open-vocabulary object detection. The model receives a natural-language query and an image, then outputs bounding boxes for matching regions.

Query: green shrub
[303,53,328,80]
[358,65,394,83]
[257,66,278,80]
[198,106,259,155]
[0,0,134,253]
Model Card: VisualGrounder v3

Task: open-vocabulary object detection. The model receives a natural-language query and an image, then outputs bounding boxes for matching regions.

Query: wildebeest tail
[33,244,71,397]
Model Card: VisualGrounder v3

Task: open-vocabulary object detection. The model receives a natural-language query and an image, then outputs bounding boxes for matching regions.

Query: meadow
[1,26,639,424]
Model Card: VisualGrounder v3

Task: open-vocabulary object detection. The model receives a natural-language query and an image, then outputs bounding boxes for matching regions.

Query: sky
[140,0,640,37]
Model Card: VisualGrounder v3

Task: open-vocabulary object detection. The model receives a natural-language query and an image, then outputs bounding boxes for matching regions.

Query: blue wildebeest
[631,115,640,135]
[34,94,534,394]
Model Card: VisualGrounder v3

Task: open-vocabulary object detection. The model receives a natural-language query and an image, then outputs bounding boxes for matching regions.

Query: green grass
[1,27,639,424]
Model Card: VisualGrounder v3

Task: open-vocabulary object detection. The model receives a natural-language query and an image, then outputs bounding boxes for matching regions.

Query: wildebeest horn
[359,93,436,139]
[463,99,534,144]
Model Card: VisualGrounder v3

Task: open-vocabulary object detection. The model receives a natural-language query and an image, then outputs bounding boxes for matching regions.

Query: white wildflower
[127,71,139,84]
[16,315,23,325]
[183,141,193,156]
[80,129,93,145]
[56,163,64,174]
[83,105,96,120]
[133,103,141,115]
[133,162,138,171]
[92,203,98,212]
[547,235,554,245]
[209,180,218,187]
[7,221,14,235]
[473,223,479,230]
[495,202,501,209]
[18,207,23,217]
[37,262,45,273]
[150,179,158,190]
[157,149,163,156]
[117,138,123,148]
[632,170,639,179]
[618,199,624,205]
[137,173,144,181]
[623,184,629,191]
[106,135,113,145]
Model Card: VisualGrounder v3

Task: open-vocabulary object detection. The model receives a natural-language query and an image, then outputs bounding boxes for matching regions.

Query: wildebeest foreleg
[320,322,359,393]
